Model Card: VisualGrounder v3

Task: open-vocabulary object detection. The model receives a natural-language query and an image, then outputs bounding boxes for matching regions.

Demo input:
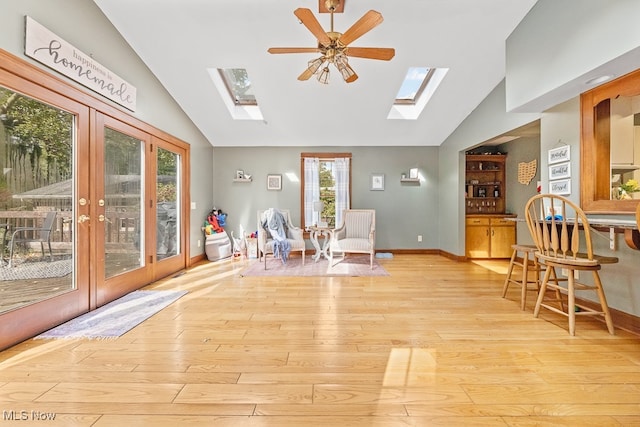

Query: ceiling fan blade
[268,47,321,54]
[294,8,332,47]
[298,67,315,81]
[346,47,395,61]
[339,10,384,46]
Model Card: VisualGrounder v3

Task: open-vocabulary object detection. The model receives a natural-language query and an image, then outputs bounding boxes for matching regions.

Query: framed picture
[235,169,244,180]
[549,178,571,195]
[267,174,282,191]
[549,162,571,180]
[548,145,570,165]
[409,168,419,179]
[370,173,385,191]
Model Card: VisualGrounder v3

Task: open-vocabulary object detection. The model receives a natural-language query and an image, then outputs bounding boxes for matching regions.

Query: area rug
[0,258,72,281]
[240,255,389,277]
[35,289,188,340]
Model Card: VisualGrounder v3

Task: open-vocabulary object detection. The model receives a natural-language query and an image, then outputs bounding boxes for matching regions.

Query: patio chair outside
[6,211,56,267]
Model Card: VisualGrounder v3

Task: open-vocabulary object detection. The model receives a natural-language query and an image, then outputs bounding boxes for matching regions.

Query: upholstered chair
[329,209,375,269]
[257,209,305,269]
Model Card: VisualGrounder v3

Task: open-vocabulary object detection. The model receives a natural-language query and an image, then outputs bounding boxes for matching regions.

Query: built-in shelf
[233,178,252,183]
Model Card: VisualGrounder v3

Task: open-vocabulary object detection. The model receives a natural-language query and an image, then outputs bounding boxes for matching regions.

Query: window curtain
[303,157,320,226]
[334,157,350,226]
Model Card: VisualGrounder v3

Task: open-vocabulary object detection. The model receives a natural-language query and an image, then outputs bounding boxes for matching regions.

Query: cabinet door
[490,225,516,258]
[466,225,490,258]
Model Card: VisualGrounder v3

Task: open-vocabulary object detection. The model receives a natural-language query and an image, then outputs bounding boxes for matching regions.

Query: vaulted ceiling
[92,0,538,147]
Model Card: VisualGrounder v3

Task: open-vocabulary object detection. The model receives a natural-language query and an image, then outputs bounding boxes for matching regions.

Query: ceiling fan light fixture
[269,6,393,84]
[307,57,325,75]
[317,66,330,84]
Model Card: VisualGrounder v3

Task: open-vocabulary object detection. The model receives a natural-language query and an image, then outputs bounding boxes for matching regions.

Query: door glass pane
[104,128,143,278]
[156,148,180,260]
[0,86,75,313]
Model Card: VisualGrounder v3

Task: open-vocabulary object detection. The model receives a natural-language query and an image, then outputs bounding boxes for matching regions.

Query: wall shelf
[233,178,252,183]
[400,178,420,183]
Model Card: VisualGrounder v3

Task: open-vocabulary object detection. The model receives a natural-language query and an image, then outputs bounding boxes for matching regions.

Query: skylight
[388,67,448,120]
[219,68,256,106]
[394,67,434,104]
[208,68,263,120]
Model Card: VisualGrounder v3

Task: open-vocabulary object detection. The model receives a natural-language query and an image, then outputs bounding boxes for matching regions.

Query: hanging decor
[518,159,537,185]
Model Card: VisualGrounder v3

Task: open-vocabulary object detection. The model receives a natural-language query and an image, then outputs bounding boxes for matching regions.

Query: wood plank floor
[0,254,639,426]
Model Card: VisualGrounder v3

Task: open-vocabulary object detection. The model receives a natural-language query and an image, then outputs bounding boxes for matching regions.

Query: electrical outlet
[418,235,422,242]
[197,239,201,248]
[610,228,616,250]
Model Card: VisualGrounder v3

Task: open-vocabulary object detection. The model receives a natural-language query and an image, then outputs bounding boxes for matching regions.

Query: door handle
[78,214,90,223]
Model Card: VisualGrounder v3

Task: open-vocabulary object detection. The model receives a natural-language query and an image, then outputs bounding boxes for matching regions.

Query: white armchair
[329,209,375,269]
[257,209,306,269]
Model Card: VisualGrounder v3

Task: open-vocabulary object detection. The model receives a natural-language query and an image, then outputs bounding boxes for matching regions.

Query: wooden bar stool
[502,244,542,310]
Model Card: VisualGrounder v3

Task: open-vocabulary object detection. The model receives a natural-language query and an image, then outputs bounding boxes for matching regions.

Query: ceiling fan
[268,0,395,84]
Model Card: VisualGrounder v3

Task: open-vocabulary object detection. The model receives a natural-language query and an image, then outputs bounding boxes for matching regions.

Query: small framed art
[370,173,385,191]
[548,145,570,165]
[267,174,282,191]
[549,162,571,180]
[549,179,571,195]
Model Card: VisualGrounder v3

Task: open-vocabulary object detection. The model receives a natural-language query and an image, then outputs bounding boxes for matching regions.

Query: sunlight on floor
[472,259,510,275]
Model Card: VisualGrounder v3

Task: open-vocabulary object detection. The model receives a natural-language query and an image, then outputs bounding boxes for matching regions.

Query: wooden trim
[576,297,640,336]
[190,253,207,265]
[581,67,640,214]
[300,152,352,159]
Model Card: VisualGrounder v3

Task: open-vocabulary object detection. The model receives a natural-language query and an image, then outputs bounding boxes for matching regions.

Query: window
[394,67,435,105]
[218,68,256,106]
[388,67,448,120]
[208,67,263,120]
[300,153,351,229]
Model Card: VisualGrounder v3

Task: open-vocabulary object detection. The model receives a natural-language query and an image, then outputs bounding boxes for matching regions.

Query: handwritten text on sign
[24,16,137,111]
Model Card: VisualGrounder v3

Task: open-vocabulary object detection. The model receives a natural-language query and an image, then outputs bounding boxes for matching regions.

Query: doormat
[35,289,188,340]
[240,255,389,277]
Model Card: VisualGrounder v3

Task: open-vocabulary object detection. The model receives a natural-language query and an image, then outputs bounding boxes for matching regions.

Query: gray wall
[501,137,541,244]
[1,0,214,257]
[506,0,640,113]
[438,80,540,256]
[212,146,439,250]
[438,0,640,316]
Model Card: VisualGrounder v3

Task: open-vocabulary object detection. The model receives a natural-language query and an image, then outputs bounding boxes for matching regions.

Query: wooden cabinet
[465,154,506,214]
[465,216,515,259]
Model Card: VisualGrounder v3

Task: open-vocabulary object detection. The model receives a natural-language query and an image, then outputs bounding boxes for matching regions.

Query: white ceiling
[92,0,538,148]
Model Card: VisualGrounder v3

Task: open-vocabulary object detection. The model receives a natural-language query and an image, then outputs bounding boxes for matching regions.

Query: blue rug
[35,290,187,340]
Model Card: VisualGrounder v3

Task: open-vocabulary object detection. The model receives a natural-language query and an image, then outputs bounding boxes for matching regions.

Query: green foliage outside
[319,161,336,227]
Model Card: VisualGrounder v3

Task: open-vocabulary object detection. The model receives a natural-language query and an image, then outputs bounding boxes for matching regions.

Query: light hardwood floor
[0,254,639,426]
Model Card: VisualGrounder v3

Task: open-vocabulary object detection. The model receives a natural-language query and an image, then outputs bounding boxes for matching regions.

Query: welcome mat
[35,289,187,340]
[240,255,389,277]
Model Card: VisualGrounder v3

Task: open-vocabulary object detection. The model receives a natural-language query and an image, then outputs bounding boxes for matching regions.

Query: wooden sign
[24,16,137,111]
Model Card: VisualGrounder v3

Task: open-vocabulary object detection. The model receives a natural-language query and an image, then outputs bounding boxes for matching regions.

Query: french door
[0,51,188,350]
[93,114,154,306]
[93,113,186,306]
